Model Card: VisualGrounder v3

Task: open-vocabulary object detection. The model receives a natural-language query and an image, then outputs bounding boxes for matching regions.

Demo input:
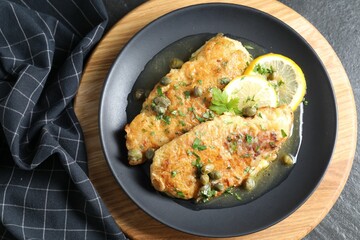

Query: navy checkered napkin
[0,0,126,239]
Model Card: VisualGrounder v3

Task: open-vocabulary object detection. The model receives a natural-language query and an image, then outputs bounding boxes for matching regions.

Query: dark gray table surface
[102,0,359,239]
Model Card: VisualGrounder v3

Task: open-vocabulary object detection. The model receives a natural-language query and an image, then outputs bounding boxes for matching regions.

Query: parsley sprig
[209,88,240,115]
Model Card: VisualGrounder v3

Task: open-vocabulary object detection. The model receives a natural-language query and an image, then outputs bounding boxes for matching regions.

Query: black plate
[99,3,337,237]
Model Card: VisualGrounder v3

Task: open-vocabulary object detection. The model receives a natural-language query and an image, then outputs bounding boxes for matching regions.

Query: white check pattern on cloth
[0,0,126,239]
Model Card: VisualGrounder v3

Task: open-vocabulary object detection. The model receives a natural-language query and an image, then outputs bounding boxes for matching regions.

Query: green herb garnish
[245,134,253,144]
[191,152,203,178]
[225,187,242,201]
[192,137,207,151]
[157,86,163,96]
[254,64,274,75]
[156,115,171,125]
[184,90,191,99]
[171,170,177,178]
[281,129,287,138]
[176,190,185,198]
[178,110,186,116]
[199,184,216,202]
[209,88,240,115]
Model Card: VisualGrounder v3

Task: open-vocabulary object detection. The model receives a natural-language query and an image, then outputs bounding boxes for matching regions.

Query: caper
[213,183,224,192]
[144,89,151,98]
[153,96,171,108]
[160,76,172,86]
[219,77,230,85]
[209,170,222,180]
[128,149,142,163]
[169,58,184,69]
[201,164,214,174]
[243,106,257,117]
[193,86,203,97]
[134,89,145,100]
[200,174,210,185]
[152,105,166,115]
[145,148,155,160]
[282,154,294,165]
[244,178,256,191]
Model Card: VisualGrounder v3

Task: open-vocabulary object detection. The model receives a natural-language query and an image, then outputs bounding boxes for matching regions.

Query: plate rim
[98,2,338,237]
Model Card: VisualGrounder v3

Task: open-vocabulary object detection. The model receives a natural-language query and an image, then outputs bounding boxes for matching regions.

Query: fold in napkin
[0,0,126,239]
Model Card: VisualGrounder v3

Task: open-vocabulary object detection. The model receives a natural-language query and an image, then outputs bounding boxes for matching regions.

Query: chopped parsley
[178,110,186,116]
[244,166,251,174]
[171,170,177,178]
[184,90,191,99]
[192,138,207,151]
[157,86,163,96]
[176,190,185,198]
[225,187,242,201]
[156,115,171,125]
[179,120,186,126]
[229,141,237,153]
[254,64,274,75]
[245,95,255,103]
[198,184,217,202]
[281,129,288,138]
[191,152,203,178]
[195,114,205,123]
[189,106,205,122]
[234,192,242,200]
[245,134,253,144]
[209,88,240,115]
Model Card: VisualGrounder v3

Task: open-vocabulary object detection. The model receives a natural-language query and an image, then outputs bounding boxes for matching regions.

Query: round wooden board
[74,0,357,239]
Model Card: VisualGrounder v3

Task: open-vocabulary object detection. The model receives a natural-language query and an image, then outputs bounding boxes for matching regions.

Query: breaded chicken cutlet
[150,106,293,201]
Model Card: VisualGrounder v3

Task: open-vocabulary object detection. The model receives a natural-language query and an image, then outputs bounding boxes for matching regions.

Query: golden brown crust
[150,106,293,200]
[125,34,251,165]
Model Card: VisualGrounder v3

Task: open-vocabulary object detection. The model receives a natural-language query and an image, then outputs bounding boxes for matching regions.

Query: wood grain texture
[74,0,357,239]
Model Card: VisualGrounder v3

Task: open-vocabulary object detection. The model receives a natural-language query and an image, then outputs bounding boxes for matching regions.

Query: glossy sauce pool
[131,33,304,210]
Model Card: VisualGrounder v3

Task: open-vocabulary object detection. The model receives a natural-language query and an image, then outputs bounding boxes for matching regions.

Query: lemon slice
[223,75,278,110]
[244,53,306,111]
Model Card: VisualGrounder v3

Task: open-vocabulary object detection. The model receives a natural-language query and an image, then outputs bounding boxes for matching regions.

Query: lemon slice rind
[244,53,306,111]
